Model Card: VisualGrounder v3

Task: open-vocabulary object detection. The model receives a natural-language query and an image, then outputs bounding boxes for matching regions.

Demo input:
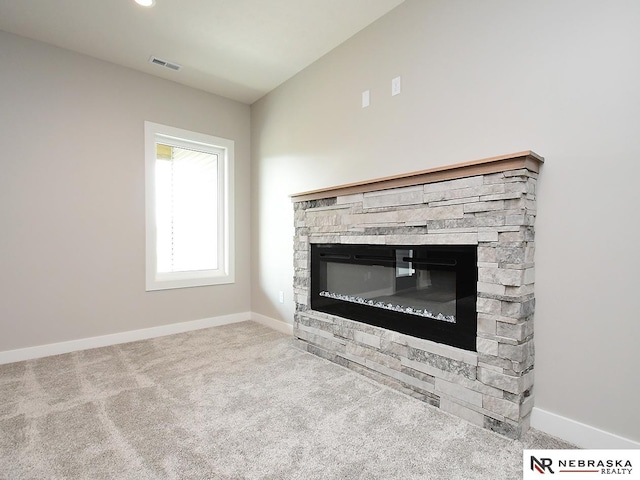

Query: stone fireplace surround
[291,151,543,439]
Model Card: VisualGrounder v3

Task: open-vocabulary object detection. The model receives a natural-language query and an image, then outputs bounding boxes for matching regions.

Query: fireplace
[311,243,477,351]
[291,151,543,439]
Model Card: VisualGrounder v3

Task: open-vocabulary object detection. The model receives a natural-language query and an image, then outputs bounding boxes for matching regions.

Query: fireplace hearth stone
[291,152,542,439]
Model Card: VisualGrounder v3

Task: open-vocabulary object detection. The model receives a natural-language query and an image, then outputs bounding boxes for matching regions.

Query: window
[145,121,234,290]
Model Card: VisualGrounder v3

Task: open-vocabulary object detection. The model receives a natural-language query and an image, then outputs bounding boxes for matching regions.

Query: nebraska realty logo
[523,450,640,479]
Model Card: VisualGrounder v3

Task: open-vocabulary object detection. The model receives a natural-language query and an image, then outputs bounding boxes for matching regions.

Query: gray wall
[251,1,640,442]
[0,31,251,350]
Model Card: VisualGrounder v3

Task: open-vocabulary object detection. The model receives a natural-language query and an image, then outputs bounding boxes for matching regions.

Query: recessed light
[135,0,155,7]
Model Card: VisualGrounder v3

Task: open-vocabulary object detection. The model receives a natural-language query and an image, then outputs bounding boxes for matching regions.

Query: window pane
[155,143,218,273]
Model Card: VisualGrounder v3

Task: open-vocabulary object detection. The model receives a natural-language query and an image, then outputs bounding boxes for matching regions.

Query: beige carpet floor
[0,321,574,479]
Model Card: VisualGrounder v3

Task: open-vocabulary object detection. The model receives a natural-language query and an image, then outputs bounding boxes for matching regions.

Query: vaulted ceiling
[0,0,404,104]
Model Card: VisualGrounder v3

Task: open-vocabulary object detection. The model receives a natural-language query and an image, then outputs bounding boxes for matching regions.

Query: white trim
[531,407,640,449]
[0,312,250,365]
[251,312,294,336]
[144,121,235,291]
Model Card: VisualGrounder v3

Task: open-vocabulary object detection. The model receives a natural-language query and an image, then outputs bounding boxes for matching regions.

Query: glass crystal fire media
[319,291,456,323]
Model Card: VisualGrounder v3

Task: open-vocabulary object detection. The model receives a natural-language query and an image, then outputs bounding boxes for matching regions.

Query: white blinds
[155,143,218,273]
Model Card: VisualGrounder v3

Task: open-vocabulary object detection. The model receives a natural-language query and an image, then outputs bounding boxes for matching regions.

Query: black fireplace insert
[311,243,477,351]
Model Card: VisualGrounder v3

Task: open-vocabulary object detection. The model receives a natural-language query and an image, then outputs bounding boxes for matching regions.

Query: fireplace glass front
[311,244,477,351]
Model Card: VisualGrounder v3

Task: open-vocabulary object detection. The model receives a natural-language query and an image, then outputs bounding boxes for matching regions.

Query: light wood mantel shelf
[290,151,544,202]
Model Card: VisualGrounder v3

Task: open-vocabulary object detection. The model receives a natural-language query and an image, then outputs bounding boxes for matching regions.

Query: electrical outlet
[362,89,370,108]
[278,291,284,303]
[392,76,401,96]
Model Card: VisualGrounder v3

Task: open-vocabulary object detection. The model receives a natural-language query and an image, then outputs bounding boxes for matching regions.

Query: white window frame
[144,121,234,291]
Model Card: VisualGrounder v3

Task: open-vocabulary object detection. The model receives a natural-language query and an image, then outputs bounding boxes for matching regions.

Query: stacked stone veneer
[292,167,538,439]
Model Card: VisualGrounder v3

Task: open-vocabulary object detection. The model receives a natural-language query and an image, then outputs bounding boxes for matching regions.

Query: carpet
[0,321,574,479]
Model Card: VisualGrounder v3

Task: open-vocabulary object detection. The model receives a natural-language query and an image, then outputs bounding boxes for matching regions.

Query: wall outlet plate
[362,90,370,108]
[392,76,401,96]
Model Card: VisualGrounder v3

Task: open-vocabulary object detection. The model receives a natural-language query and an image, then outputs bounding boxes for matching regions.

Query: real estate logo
[530,455,554,474]
[523,450,639,479]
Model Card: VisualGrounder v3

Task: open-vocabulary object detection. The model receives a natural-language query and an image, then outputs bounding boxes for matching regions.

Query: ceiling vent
[149,56,182,72]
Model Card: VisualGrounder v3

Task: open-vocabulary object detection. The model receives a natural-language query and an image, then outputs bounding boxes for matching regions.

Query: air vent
[149,56,182,72]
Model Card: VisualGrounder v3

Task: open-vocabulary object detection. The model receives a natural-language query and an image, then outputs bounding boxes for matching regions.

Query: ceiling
[0,0,404,104]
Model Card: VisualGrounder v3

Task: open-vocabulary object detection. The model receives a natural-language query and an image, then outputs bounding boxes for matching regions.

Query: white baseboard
[250,312,294,336]
[0,312,251,365]
[531,407,640,449]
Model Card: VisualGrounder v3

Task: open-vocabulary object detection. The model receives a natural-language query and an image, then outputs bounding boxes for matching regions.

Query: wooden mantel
[290,151,544,202]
